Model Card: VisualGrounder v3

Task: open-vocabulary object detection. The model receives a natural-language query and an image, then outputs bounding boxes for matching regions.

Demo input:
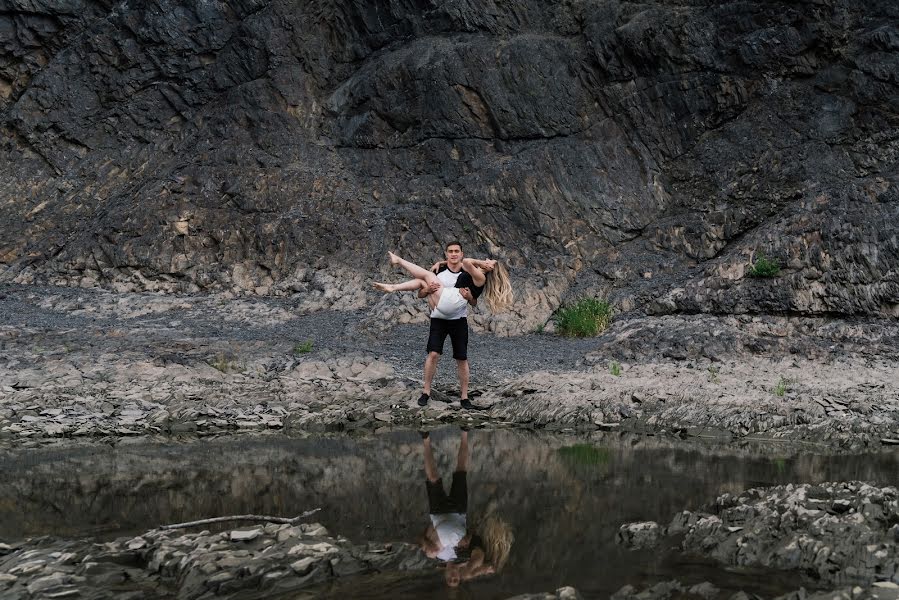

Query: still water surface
[3,428,897,598]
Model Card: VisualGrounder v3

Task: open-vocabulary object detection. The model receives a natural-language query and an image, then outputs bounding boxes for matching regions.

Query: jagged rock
[0,521,429,599]
[656,482,899,587]
[0,1,895,334]
[616,521,661,549]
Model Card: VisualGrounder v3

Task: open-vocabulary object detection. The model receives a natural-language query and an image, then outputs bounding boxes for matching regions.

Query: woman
[373,251,513,316]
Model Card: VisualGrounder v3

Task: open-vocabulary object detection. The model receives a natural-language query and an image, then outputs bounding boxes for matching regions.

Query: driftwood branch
[159,508,321,531]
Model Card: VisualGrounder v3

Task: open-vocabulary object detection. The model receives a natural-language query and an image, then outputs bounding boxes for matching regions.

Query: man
[417,241,483,409]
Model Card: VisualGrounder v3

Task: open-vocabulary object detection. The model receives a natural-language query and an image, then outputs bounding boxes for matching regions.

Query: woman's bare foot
[387,251,401,266]
[373,282,395,292]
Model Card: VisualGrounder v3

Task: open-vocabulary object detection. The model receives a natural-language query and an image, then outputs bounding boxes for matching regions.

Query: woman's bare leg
[372,279,426,293]
[388,252,443,310]
[388,251,440,284]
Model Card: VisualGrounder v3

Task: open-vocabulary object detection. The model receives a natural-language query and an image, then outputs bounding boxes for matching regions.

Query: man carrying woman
[373,243,512,408]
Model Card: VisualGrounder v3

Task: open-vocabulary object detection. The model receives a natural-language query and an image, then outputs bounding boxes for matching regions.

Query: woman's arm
[461,258,488,287]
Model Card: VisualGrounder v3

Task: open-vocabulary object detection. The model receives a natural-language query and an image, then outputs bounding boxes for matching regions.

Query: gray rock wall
[1,0,896,326]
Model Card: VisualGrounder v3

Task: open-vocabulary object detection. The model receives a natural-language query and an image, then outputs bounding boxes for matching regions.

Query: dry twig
[159,508,321,531]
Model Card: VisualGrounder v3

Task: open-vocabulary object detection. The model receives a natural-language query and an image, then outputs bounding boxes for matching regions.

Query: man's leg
[423,351,440,397]
[447,318,470,405]
[456,359,469,401]
[455,429,469,472]
[423,434,439,483]
[446,430,469,516]
[421,318,449,406]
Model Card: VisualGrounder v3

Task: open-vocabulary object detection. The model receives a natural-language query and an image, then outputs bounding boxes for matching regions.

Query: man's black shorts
[426,471,468,514]
[427,317,468,360]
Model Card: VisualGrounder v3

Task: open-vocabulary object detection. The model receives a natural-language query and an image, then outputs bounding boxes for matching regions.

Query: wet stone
[290,557,315,575]
[616,522,661,549]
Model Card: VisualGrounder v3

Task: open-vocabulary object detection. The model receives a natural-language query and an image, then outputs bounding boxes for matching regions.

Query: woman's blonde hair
[480,514,514,572]
[483,262,513,313]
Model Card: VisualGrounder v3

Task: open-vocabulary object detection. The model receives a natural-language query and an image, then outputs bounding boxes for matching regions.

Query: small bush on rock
[209,353,242,373]
[556,298,613,337]
[773,376,790,397]
[293,340,314,355]
[748,253,781,277]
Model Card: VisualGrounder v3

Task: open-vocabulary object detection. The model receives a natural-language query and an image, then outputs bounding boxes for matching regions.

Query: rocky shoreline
[0,520,589,599]
[2,284,898,450]
[7,478,899,599]
[2,274,898,599]
[616,481,899,600]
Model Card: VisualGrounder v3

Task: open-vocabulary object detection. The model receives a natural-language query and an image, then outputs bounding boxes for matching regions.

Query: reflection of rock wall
[3,431,898,591]
[1,1,896,329]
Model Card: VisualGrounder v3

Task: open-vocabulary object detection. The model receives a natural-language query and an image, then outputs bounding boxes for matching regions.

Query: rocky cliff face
[1,0,896,328]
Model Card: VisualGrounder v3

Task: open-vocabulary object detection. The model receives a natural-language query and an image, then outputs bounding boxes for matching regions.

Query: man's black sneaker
[460,398,478,410]
[417,393,430,406]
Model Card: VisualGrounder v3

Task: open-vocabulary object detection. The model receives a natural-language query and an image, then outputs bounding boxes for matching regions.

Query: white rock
[290,557,316,575]
[229,529,261,542]
[127,537,147,550]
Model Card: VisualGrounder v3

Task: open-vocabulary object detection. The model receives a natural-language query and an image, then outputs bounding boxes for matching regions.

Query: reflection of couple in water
[417,429,514,587]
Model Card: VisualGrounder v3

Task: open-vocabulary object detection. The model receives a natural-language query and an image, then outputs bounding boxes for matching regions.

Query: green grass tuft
[748,253,781,277]
[773,376,790,397]
[609,361,622,377]
[209,353,242,374]
[555,298,613,337]
[293,340,314,355]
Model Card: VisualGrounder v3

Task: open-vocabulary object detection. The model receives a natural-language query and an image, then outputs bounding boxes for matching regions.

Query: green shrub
[209,353,241,373]
[293,340,314,355]
[707,366,720,384]
[555,298,613,337]
[748,254,781,277]
[773,376,790,397]
[609,361,622,376]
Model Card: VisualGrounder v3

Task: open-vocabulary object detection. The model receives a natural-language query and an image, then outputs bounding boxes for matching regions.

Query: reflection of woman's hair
[479,514,514,572]
[483,262,513,313]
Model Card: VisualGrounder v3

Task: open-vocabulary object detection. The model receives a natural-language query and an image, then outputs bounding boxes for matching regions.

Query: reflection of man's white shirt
[430,512,466,561]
